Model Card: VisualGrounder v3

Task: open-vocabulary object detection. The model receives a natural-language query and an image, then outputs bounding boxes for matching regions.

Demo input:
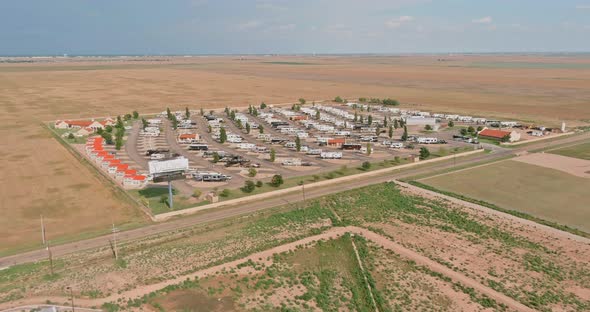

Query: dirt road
[0,227,535,312]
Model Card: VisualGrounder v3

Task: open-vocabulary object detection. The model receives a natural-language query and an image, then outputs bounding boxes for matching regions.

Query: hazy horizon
[2,0,590,55]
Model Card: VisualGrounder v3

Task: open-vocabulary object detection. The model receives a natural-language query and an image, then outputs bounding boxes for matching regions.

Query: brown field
[1,54,590,252]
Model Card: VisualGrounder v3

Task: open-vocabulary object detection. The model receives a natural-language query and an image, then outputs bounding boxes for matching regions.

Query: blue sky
[1,0,589,55]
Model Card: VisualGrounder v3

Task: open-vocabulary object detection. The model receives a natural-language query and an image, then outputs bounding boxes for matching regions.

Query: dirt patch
[513,152,590,178]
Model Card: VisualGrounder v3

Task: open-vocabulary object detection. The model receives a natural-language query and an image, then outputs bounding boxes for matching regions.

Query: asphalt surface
[1,132,588,268]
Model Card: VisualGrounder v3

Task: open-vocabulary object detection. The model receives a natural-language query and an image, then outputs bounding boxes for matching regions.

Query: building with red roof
[478,128,521,142]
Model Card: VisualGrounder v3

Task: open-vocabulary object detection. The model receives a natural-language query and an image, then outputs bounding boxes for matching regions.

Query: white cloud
[472,16,492,24]
[385,16,414,28]
[277,24,296,31]
[237,20,263,31]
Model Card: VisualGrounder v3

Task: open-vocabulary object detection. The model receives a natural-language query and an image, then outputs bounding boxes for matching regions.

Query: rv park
[1,55,590,312]
[45,97,576,219]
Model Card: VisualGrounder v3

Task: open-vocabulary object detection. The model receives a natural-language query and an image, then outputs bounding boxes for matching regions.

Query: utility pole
[112,223,119,260]
[66,286,75,312]
[40,215,46,246]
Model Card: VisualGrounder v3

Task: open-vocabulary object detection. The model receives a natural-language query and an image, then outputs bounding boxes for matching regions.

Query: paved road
[1,132,588,268]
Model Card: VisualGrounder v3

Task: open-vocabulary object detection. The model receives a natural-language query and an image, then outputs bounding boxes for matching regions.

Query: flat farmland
[1,54,590,253]
[419,159,590,233]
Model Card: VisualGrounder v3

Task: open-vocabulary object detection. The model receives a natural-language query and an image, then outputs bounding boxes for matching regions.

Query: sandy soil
[0,226,534,312]
[2,54,590,250]
[513,152,590,178]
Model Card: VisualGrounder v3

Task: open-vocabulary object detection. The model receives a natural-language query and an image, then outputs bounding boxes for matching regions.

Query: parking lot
[115,103,483,196]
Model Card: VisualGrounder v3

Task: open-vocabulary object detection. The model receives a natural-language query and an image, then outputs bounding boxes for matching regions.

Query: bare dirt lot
[1,54,590,252]
[513,152,590,178]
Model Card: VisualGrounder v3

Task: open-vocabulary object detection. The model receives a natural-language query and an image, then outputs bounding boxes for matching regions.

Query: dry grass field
[1,183,588,311]
[549,142,590,160]
[419,159,590,233]
[1,54,590,253]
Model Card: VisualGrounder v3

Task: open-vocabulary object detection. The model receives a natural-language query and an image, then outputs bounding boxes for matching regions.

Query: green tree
[358,97,367,102]
[366,143,372,156]
[260,102,267,109]
[393,119,399,129]
[299,98,306,105]
[460,128,468,136]
[419,147,430,160]
[185,107,190,119]
[241,180,256,193]
[315,110,320,120]
[334,96,343,103]
[256,181,263,187]
[269,148,276,162]
[295,136,301,152]
[246,122,251,134]
[467,126,475,134]
[354,111,358,122]
[477,126,483,132]
[219,127,227,143]
[448,120,455,127]
[252,107,258,116]
[259,125,264,134]
[383,116,388,128]
[375,126,381,136]
[501,134,511,143]
[116,115,124,129]
[115,136,123,150]
[401,125,408,141]
[124,113,132,121]
[132,111,139,119]
[224,107,230,116]
[200,107,204,116]
[248,168,257,177]
[359,115,364,124]
[212,152,220,163]
[368,115,373,125]
[171,115,178,130]
[141,118,148,130]
[361,161,371,170]
[67,133,75,140]
[388,125,394,139]
[101,132,113,145]
[425,124,433,131]
[230,110,236,120]
[382,98,399,106]
[270,174,284,187]
[207,124,212,133]
[105,125,113,133]
[236,119,243,129]
[166,107,172,119]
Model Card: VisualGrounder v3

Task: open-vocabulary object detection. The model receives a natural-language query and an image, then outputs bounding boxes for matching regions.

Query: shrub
[241,180,256,193]
[270,174,284,187]
[220,189,231,197]
[361,161,371,170]
[248,168,257,177]
[256,181,263,188]
[419,147,430,160]
[334,96,343,103]
[192,189,202,198]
